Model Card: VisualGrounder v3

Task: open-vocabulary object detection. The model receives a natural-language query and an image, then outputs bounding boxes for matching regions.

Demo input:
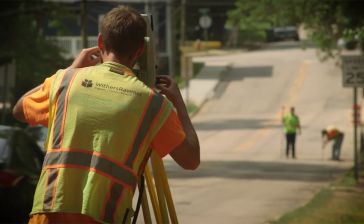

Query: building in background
[45,0,235,75]
[45,0,176,75]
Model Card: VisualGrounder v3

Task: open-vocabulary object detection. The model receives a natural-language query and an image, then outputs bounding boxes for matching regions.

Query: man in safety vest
[282,107,301,159]
[13,5,200,224]
[322,125,344,160]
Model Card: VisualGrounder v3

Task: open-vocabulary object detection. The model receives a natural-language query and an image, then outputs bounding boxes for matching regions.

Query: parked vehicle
[266,26,300,42]
[25,125,48,152]
[0,125,44,223]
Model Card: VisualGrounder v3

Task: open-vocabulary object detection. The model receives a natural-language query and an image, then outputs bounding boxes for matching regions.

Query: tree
[0,1,71,98]
[227,0,364,57]
[287,0,364,58]
[0,0,71,124]
[226,1,272,48]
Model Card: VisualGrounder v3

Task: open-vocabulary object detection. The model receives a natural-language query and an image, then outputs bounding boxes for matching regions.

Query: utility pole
[354,87,359,181]
[180,0,186,45]
[1,64,8,124]
[144,0,150,13]
[166,1,175,77]
[180,0,189,104]
[80,0,88,48]
[0,56,11,125]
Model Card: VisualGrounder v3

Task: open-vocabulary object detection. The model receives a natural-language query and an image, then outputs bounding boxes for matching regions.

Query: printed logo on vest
[94,82,142,96]
[82,79,93,88]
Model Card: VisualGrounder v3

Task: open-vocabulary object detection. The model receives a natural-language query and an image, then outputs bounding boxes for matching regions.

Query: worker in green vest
[13,5,200,224]
[282,107,301,159]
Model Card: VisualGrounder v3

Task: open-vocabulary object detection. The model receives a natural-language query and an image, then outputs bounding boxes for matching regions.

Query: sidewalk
[180,52,232,111]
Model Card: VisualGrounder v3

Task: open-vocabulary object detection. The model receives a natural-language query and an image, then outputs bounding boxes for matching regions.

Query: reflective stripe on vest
[43,149,137,187]
[43,69,77,211]
[102,183,125,223]
[43,168,59,210]
[52,69,77,149]
[124,93,164,167]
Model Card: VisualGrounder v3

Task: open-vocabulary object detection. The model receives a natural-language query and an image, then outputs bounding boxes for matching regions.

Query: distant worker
[282,107,301,159]
[322,125,344,160]
[12,5,200,224]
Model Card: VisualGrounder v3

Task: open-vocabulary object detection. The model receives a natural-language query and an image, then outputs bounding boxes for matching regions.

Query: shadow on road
[192,65,228,80]
[213,65,273,99]
[194,118,281,130]
[259,41,315,52]
[165,160,347,183]
[226,66,273,81]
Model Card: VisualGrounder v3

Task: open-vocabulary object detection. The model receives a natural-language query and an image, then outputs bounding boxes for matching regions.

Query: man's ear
[98,34,105,52]
[135,42,145,58]
[130,43,145,66]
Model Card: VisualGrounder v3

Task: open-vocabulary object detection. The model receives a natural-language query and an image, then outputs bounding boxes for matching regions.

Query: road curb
[181,61,232,117]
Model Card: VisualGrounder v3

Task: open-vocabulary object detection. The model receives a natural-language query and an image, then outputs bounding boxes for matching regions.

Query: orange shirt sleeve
[23,75,55,127]
[151,110,186,158]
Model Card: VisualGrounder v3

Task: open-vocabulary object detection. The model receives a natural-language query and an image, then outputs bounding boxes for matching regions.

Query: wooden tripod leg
[141,186,152,224]
[151,153,179,224]
[151,153,170,223]
[144,165,163,223]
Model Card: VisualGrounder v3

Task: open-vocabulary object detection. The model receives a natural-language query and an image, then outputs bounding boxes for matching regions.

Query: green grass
[187,102,198,116]
[176,62,205,89]
[176,76,186,89]
[334,170,357,187]
[193,62,204,76]
[271,189,332,224]
[271,171,364,224]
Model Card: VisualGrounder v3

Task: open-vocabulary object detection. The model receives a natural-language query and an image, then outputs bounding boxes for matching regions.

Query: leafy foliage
[0,0,70,102]
[227,0,364,56]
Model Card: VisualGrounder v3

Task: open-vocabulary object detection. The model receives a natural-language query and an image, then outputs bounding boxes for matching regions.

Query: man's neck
[102,53,133,68]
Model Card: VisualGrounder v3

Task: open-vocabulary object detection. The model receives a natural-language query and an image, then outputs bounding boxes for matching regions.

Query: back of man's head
[100,6,146,59]
[290,107,295,114]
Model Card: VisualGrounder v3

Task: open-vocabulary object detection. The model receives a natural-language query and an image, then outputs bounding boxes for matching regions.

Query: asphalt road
[164,42,354,224]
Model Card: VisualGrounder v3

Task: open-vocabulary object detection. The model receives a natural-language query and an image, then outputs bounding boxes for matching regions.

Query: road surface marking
[235,60,311,152]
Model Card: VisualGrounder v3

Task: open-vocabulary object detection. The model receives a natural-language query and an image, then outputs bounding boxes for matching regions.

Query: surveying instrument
[132,14,178,224]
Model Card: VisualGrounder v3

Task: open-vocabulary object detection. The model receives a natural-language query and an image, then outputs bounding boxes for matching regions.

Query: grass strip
[271,170,364,224]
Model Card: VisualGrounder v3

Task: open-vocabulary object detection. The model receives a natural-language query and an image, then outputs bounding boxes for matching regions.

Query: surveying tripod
[132,14,178,224]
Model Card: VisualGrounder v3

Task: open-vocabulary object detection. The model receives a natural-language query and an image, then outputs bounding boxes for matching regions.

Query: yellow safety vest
[283,113,299,134]
[31,62,173,223]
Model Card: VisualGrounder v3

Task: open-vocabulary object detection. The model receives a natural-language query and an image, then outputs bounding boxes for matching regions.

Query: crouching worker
[12,5,199,224]
[321,125,344,161]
